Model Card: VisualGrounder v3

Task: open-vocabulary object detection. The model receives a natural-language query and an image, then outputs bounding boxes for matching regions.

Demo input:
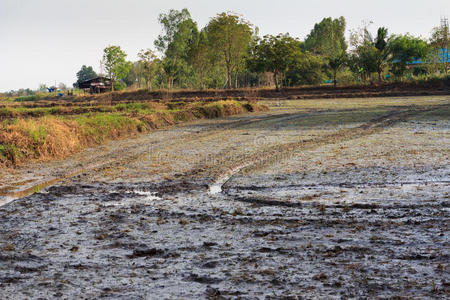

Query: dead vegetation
[0,100,268,167]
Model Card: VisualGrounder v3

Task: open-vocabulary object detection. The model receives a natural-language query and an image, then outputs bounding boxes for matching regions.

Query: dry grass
[0,100,268,167]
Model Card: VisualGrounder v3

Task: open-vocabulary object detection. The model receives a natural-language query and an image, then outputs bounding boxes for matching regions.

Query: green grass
[0,106,64,118]
[1,102,161,119]
[28,126,48,143]
[14,95,38,102]
[73,113,146,142]
[0,144,22,164]
[113,102,157,114]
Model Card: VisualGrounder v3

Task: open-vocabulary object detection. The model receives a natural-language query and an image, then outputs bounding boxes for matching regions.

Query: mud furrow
[215,104,449,193]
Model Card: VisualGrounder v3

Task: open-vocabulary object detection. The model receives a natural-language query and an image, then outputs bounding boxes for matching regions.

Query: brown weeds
[0,100,266,167]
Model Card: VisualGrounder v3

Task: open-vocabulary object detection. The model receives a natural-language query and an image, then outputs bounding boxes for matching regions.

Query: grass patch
[0,144,22,165]
[73,113,145,143]
[113,102,157,114]
[14,95,38,102]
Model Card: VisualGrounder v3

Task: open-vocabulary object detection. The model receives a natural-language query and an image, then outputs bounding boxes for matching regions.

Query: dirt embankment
[66,78,450,103]
[0,101,268,168]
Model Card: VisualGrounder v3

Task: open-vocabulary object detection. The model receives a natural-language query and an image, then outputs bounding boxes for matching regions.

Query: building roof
[78,77,112,89]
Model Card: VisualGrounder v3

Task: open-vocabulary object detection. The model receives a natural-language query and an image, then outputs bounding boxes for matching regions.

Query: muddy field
[0,96,449,299]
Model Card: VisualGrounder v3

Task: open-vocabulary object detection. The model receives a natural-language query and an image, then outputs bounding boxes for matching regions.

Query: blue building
[394,48,449,65]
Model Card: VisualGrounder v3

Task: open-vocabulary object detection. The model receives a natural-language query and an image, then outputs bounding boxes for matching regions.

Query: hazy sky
[1,0,449,92]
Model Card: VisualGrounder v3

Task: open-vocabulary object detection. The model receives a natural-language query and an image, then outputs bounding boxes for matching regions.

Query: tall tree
[102,46,131,91]
[206,12,253,89]
[349,23,391,82]
[305,17,347,86]
[123,62,143,88]
[138,49,158,90]
[430,24,449,74]
[251,34,302,91]
[374,27,391,81]
[155,8,198,89]
[75,65,97,88]
[188,30,213,89]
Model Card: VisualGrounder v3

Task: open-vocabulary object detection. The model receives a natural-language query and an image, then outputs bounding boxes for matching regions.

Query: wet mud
[0,96,449,299]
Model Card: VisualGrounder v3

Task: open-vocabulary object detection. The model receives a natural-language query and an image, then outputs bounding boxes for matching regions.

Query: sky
[0,0,449,92]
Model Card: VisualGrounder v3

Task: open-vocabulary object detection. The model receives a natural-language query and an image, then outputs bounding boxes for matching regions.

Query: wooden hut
[79,77,112,94]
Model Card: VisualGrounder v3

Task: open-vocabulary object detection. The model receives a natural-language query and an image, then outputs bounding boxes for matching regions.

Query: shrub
[14,95,38,102]
[113,81,127,91]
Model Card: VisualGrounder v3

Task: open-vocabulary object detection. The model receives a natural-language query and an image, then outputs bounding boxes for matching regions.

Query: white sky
[1,0,449,92]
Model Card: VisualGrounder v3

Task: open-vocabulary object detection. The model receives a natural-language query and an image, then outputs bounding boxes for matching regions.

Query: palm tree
[374,27,391,81]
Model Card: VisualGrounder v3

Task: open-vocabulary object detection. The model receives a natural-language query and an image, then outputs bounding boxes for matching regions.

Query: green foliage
[188,30,213,89]
[349,24,396,82]
[351,44,379,80]
[14,95,37,102]
[285,52,326,86]
[79,12,450,90]
[74,113,144,142]
[113,81,127,91]
[113,102,155,113]
[305,17,347,85]
[206,12,253,88]
[373,27,391,81]
[305,17,347,56]
[75,65,97,88]
[250,34,303,90]
[429,25,449,74]
[28,126,48,143]
[155,9,199,89]
[390,34,430,78]
[102,45,132,90]
[137,49,158,90]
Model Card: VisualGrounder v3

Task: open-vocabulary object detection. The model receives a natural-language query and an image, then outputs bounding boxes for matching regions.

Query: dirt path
[0,96,449,298]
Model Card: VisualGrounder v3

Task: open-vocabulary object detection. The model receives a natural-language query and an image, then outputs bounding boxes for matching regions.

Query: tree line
[72,9,449,91]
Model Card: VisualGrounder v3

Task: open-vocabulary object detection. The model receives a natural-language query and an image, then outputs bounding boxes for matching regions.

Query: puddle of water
[0,196,15,207]
[103,190,162,207]
[0,178,63,208]
[209,184,223,195]
[130,190,162,201]
[209,163,253,195]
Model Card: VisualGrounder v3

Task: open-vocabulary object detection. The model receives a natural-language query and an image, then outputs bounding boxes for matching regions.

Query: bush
[14,95,37,102]
[336,69,359,86]
[113,81,127,91]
